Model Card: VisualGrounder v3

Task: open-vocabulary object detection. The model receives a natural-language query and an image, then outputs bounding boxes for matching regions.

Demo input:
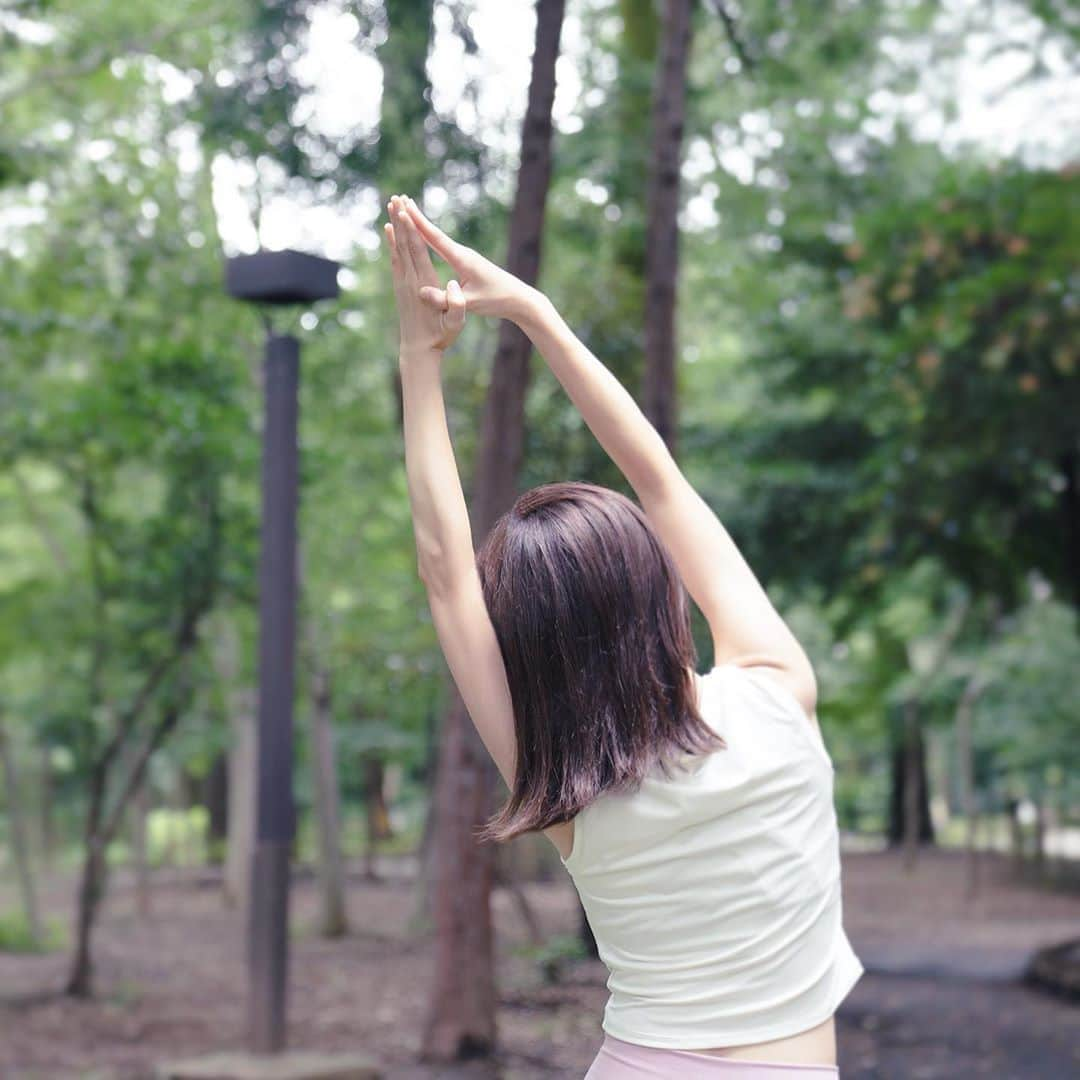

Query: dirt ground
[1,848,1078,1079]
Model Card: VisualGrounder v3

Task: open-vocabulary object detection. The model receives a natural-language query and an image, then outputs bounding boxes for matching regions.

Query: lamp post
[159,250,381,1079]
[225,249,339,1055]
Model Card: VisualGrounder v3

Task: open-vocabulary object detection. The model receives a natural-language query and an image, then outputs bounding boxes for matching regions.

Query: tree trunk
[413,704,440,931]
[131,780,152,918]
[308,656,348,937]
[1007,796,1025,870]
[422,5,566,1060]
[493,845,543,948]
[0,721,43,947]
[39,744,55,867]
[1033,796,1047,876]
[378,0,437,432]
[204,751,229,865]
[902,700,922,869]
[643,0,694,457]
[887,721,935,847]
[955,676,980,901]
[165,769,187,866]
[66,763,109,997]
[580,0,659,489]
[611,0,660,351]
[423,698,500,1060]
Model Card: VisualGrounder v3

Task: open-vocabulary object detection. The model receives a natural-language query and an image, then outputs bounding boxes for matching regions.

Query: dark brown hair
[474,480,725,844]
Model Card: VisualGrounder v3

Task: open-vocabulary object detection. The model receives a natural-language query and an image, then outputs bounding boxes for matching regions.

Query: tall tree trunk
[955,673,982,901]
[39,744,55,867]
[0,721,43,946]
[204,751,229,865]
[377,0,437,431]
[421,0,566,1062]
[611,0,660,345]
[887,723,935,847]
[67,694,184,995]
[1007,796,1025,870]
[411,703,440,931]
[890,593,968,854]
[66,763,109,997]
[131,780,152,918]
[423,698,499,1060]
[308,650,348,937]
[1032,796,1047,877]
[643,0,694,457]
[902,700,922,869]
[580,0,659,489]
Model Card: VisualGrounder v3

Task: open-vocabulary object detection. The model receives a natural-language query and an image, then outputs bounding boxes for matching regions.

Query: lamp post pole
[249,330,300,1052]
[224,250,340,1056]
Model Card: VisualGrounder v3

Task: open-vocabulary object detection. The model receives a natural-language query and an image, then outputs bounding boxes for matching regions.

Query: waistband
[589,1034,840,1078]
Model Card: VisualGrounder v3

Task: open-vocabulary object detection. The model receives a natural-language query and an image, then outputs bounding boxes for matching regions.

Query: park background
[1,0,1078,1076]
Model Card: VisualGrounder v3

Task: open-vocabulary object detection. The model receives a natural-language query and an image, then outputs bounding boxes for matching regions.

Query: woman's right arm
[513,291,816,717]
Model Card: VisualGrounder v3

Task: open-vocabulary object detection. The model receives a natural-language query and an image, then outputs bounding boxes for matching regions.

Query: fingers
[383,221,401,278]
[402,195,460,264]
[388,196,413,285]
[443,279,466,335]
[418,284,447,309]
[396,197,436,279]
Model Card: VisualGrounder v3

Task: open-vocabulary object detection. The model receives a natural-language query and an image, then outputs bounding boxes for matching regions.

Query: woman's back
[561,662,863,1052]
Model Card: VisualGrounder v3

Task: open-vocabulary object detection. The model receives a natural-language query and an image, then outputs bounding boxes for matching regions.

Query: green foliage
[0,911,66,954]
[0,0,1077,890]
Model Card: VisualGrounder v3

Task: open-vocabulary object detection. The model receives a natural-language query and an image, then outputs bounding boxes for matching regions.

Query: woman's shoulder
[712,660,832,768]
[708,658,815,719]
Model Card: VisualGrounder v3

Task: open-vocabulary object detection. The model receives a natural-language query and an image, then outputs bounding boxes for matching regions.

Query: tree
[643,0,696,455]
[422,0,567,1062]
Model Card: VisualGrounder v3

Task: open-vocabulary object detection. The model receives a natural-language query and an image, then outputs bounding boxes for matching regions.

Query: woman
[383,193,864,1078]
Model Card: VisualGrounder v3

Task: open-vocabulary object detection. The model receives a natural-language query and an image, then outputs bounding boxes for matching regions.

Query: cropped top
[560,661,864,1050]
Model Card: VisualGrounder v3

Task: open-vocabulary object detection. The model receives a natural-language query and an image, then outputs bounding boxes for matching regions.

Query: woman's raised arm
[513,294,816,714]
[384,195,519,790]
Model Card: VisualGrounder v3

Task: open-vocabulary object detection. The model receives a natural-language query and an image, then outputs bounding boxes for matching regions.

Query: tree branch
[100,697,182,847]
[704,0,756,72]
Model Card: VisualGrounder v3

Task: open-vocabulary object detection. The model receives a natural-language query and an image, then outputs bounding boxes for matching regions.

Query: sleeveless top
[560,661,864,1050]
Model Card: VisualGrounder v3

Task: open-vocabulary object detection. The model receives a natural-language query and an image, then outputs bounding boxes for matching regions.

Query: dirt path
[0,849,1077,1078]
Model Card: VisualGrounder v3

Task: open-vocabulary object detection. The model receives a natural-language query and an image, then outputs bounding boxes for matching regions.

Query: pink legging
[584,1034,841,1079]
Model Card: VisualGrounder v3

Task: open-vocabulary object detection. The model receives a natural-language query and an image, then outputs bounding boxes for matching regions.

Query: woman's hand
[397,194,536,322]
[385,193,466,353]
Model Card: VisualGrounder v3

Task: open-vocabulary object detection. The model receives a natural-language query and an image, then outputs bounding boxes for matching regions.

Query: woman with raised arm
[383,193,863,1079]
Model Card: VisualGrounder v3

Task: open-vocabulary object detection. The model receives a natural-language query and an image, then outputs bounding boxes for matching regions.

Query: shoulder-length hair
[473,480,725,844]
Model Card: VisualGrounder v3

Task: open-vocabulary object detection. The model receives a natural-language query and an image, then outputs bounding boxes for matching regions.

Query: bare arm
[386,197,518,791]
[514,289,817,716]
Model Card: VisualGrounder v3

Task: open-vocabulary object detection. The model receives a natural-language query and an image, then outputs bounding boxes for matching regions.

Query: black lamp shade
[225,249,341,306]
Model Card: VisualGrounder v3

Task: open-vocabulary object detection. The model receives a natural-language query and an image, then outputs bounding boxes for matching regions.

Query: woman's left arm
[386,195,518,791]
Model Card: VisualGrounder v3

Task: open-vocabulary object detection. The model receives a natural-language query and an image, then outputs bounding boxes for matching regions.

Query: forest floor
[1,847,1078,1079]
